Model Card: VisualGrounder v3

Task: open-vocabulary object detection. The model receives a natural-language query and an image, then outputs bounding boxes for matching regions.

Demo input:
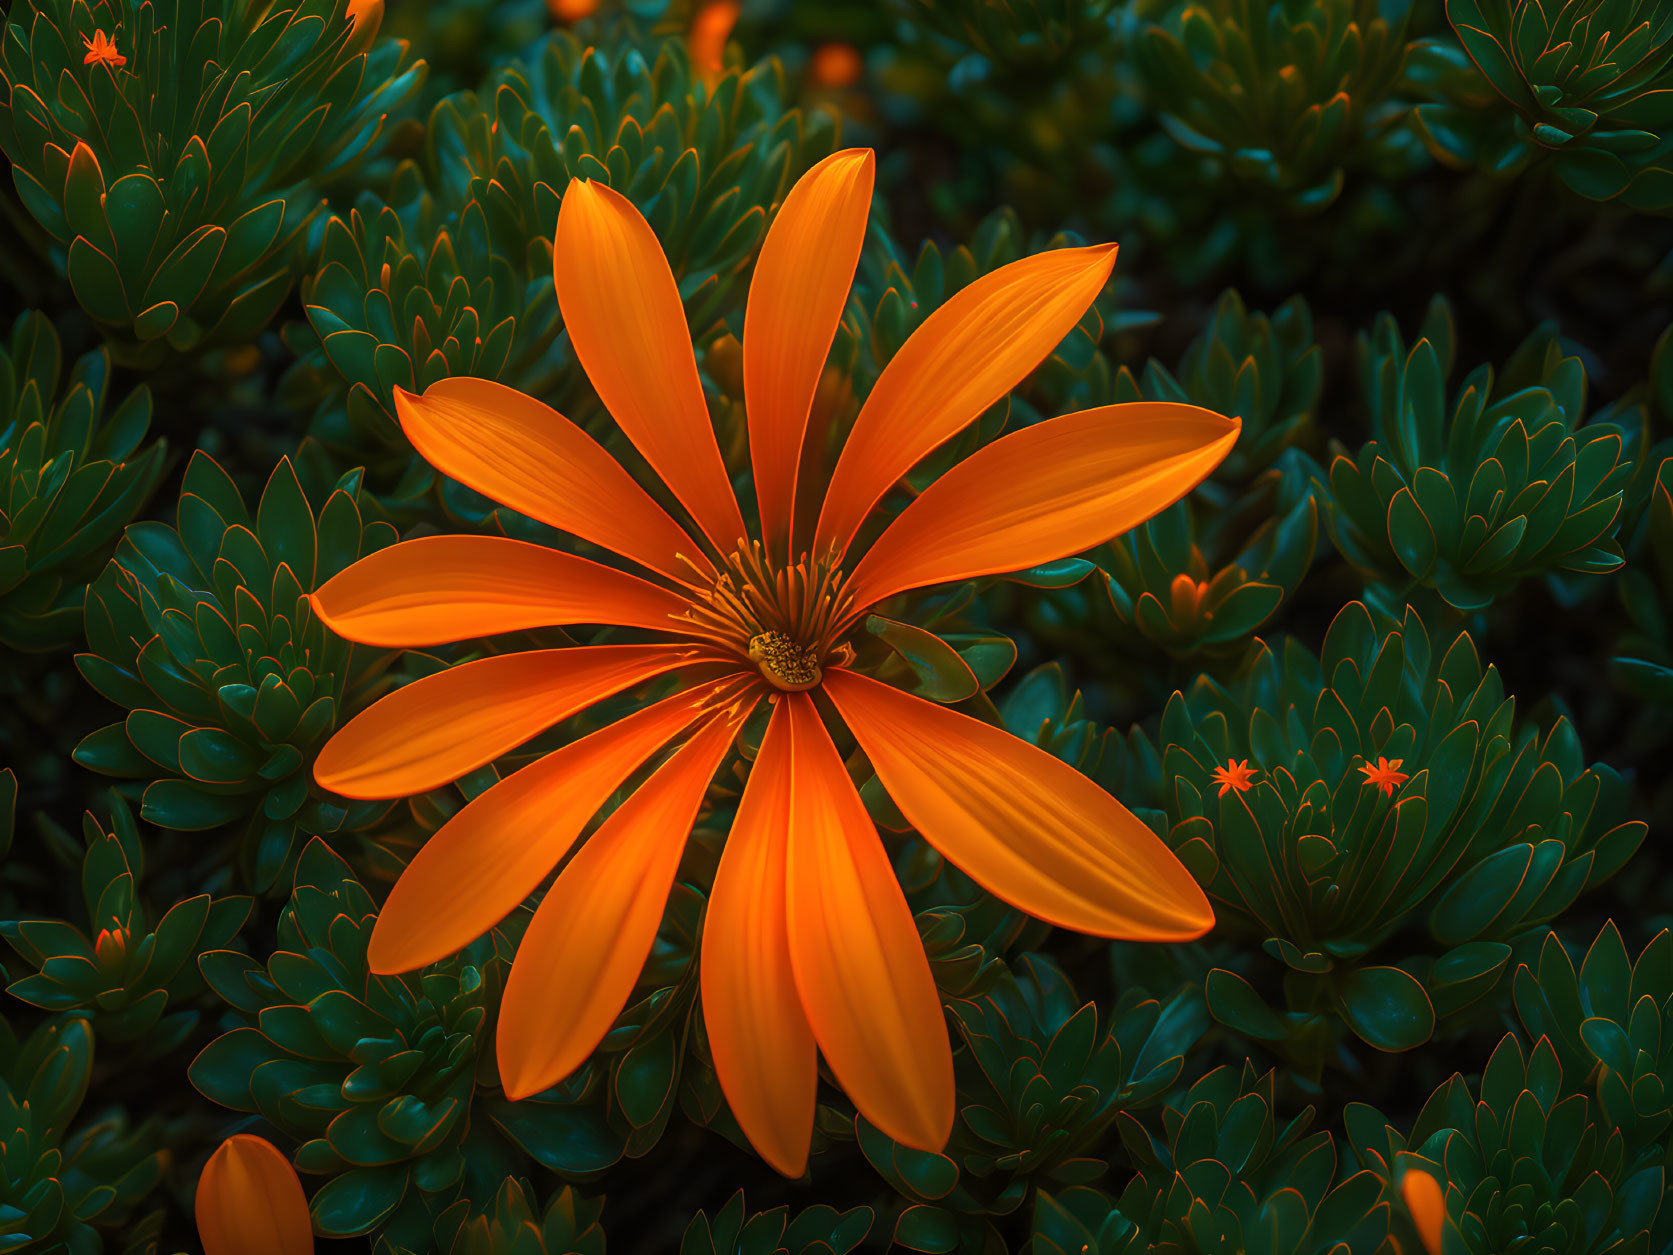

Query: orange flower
[310,148,1238,1175]
[196,1134,313,1255]
[1400,1167,1446,1255]
[1358,755,1409,795]
[810,42,864,88]
[1210,758,1256,797]
[81,29,125,67]
[689,0,740,79]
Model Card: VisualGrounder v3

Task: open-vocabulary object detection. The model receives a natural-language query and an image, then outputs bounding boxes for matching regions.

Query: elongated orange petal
[824,669,1214,940]
[499,706,747,1099]
[315,645,695,800]
[814,244,1119,557]
[846,403,1240,610]
[781,693,953,1152]
[311,535,688,647]
[394,378,710,582]
[1401,1168,1446,1255]
[744,149,874,548]
[196,1134,312,1255]
[700,700,817,1176]
[366,686,725,972]
[555,179,746,554]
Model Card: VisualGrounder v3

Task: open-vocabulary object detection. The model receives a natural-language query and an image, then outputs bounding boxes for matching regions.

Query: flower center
[747,631,822,691]
[679,541,856,691]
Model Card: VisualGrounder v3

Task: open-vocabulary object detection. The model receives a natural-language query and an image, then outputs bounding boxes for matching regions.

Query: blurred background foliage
[1,0,1672,1249]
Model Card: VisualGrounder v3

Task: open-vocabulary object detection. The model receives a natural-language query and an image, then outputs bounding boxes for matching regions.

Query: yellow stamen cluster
[679,540,855,690]
[748,631,822,691]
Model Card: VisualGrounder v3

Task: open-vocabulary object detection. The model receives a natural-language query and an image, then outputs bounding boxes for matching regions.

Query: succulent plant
[1325,297,1637,610]
[1114,290,1322,482]
[73,453,399,889]
[1434,0,1673,208]
[3,794,250,1050]
[886,0,1119,71]
[1515,923,1673,1163]
[680,1190,873,1255]
[1124,601,1645,1071]
[0,311,164,657]
[1101,461,1318,659]
[425,1178,605,1255]
[0,0,426,361]
[1347,1033,1667,1253]
[0,1015,164,1252]
[857,954,1209,1251]
[1132,0,1411,213]
[190,839,498,1245]
[1043,1063,1396,1253]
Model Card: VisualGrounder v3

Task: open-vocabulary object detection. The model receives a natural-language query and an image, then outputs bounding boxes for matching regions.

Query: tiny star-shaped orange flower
[1358,756,1408,796]
[1210,758,1257,797]
[82,30,126,67]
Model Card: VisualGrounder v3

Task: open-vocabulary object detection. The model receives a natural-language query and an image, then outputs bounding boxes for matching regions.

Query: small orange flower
[1358,755,1409,795]
[196,1134,313,1255]
[81,29,125,67]
[310,149,1239,1176]
[689,0,740,79]
[1210,758,1256,797]
[810,42,864,88]
[1400,1167,1446,1255]
[547,0,597,19]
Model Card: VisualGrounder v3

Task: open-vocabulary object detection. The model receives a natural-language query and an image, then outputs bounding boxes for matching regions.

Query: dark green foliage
[3,795,249,1049]
[190,839,495,1244]
[73,454,399,889]
[1325,298,1638,610]
[1101,476,1317,658]
[420,1177,605,1255]
[0,1015,162,1252]
[1125,601,1644,1070]
[0,0,425,360]
[1114,290,1322,483]
[0,312,163,657]
[1349,1033,1667,1252]
[1133,0,1411,214]
[0,0,1669,1249]
[1429,0,1673,208]
[859,955,1208,1249]
[679,1190,872,1255]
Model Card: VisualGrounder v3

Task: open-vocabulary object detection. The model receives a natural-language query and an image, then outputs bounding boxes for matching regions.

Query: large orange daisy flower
[309,148,1238,1177]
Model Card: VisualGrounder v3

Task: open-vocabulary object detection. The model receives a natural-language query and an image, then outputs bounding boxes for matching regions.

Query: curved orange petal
[315,645,696,800]
[311,535,689,647]
[743,149,874,548]
[499,704,748,1099]
[824,669,1214,940]
[366,685,725,973]
[196,1134,312,1255]
[845,403,1240,610]
[1401,1168,1446,1255]
[781,692,953,1152]
[555,179,746,554]
[394,378,710,582]
[814,243,1119,557]
[700,699,817,1177]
